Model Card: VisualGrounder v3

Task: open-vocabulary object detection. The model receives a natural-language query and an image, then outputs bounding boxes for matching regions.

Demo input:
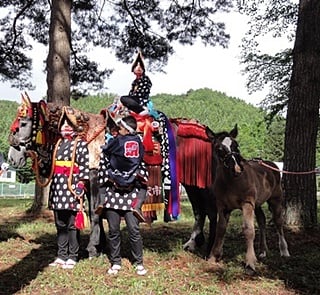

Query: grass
[0,199,319,295]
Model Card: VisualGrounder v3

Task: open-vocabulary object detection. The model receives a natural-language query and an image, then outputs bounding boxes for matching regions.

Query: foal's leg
[206,190,217,259]
[209,209,230,262]
[183,186,206,252]
[242,202,257,272]
[254,206,268,258]
[268,198,290,257]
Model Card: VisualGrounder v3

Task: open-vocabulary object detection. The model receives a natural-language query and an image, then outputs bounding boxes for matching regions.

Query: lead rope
[67,136,81,197]
[28,138,62,187]
[67,137,85,213]
[257,159,320,175]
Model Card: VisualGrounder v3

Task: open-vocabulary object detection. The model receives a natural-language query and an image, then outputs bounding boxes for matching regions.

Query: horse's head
[206,124,244,177]
[8,93,35,168]
[8,92,52,169]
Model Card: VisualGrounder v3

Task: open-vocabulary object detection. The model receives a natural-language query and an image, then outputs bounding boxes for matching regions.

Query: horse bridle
[221,151,241,168]
[216,141,244,175]
[9,117,33,150]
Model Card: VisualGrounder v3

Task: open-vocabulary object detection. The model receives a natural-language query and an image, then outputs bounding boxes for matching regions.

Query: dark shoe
[95,205,104,215]
[132,208,145,223]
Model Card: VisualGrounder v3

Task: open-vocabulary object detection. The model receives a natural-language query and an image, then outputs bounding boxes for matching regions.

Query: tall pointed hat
[131,51,145,72]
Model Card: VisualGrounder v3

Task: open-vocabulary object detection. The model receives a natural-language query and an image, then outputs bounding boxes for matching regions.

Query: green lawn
[0,199,319,295]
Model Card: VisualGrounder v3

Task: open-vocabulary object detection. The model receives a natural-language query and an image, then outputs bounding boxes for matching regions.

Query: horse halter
[216,137,243,175]
[9,117,33,149]
[10,98,49,149]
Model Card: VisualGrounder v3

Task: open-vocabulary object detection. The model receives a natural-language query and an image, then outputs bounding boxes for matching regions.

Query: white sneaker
[107,264,121,275]
[49,258,65,267]
[62,259,77,269]
[135,264,147,276]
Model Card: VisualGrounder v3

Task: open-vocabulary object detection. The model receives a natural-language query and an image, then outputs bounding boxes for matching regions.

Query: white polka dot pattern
[48,138,90,211]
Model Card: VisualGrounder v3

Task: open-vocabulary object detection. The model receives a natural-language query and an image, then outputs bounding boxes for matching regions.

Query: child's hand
[75,187,84,198]
[75,181,85,198]
[106,133,114,143]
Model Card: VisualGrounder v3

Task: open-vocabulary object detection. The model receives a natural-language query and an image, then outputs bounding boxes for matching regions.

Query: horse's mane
[46,103,107,143]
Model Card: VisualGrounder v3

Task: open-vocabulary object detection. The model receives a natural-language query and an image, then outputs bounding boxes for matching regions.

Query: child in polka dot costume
[48,116,90,269]
[97,115,149,275]
[120,51,152,116]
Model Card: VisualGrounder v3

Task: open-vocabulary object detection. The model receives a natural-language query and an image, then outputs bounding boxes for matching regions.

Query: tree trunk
[32,0,72,213]
[28,182,50,214]
[46,0,72,105]
[283,0,320,228]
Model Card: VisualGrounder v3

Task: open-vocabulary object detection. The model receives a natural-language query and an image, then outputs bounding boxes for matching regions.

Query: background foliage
[71,88,284,160]
[1,88,287,183]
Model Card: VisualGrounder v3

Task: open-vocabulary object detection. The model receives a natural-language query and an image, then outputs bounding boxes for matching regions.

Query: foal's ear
[230,124,238,138]
[205,126,215,141]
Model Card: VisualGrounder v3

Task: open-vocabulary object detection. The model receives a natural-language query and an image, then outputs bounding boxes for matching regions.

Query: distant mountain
[72,88,274,159]
[1,88,284,163]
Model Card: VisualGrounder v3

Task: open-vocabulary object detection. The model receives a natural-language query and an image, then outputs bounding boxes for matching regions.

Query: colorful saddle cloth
[106,103,180,223]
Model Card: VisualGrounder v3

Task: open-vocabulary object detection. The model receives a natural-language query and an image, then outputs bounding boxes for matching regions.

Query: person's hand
[106,133,114,144]
[75,181,85,199]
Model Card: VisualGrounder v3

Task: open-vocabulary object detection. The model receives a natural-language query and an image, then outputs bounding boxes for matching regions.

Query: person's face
[118,124,129,136]
[60,120,75,137]
[61,120,73,131]
[133,63,143,76]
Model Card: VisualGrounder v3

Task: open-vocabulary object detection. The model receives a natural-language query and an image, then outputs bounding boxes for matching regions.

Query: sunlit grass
[0,198,319,294]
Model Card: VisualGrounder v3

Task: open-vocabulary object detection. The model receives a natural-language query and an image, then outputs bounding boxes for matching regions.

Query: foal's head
[206,124,244,176]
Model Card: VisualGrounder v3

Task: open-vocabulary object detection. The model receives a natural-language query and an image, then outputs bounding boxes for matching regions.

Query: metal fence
[0,181,319,201]
[0,182,35,198]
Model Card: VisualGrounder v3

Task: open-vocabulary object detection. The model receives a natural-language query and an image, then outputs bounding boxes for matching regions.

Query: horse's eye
[217,147,225,157]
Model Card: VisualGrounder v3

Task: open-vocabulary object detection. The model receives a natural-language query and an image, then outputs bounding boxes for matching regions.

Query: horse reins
[256,159,320,175]
[67,136,81,197]
[27,138,62,188]
[29,136,82,195]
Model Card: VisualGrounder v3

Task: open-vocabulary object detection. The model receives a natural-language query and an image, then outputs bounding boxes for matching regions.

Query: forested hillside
[0,100,19,157]
[1,89,285,173]
[72,88,285,160]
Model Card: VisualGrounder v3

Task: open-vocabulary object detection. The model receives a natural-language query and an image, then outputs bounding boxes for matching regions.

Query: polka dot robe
[48,137,90,211]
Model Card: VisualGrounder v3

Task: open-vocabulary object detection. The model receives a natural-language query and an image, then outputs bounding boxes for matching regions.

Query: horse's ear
[205,126,215,141]
[21,93,26,104]
[230,124,238,138]
[23,92,32,107]
[19,92,33,118]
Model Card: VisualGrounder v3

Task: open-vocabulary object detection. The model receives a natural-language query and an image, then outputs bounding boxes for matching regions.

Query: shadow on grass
[207,224,320,295]
[0,232,56,295]
[0,213,201,294]
[0,204,319,295]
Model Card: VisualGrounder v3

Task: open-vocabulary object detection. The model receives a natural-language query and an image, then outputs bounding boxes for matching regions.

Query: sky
[0,11,292,106]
